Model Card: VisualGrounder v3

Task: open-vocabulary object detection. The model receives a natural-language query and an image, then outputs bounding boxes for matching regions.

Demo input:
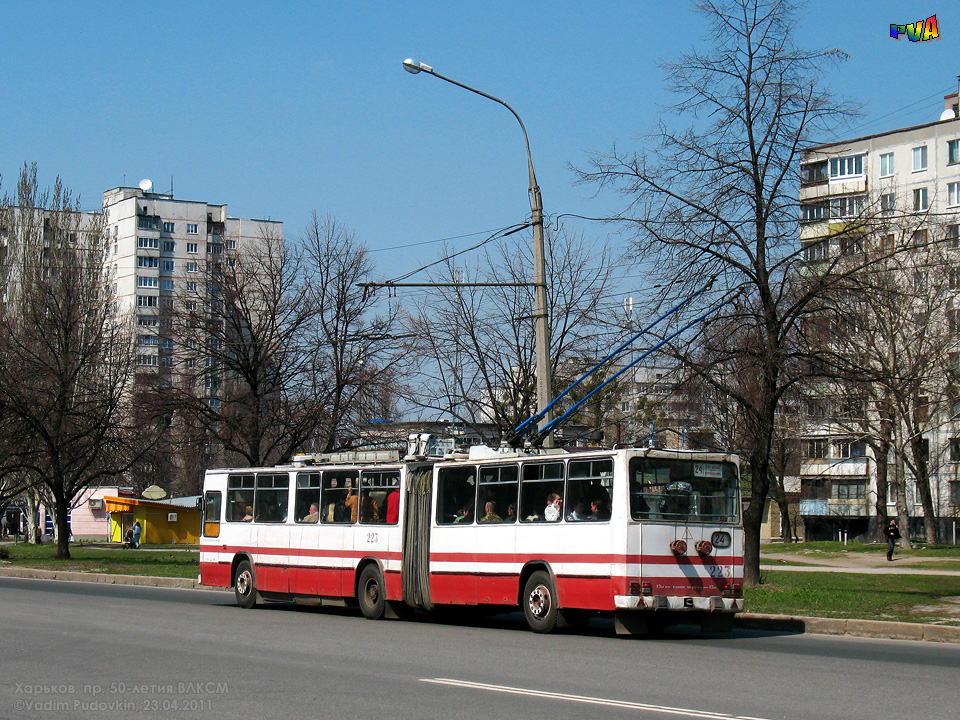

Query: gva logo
[890,15,940,41]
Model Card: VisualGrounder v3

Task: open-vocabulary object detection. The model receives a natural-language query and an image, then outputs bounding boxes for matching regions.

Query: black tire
[358,565,386,620]
[234,560,258,609]
[523,570,559,633]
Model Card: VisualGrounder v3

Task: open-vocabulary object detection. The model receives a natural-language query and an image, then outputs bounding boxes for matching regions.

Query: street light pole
[402,59,553,446]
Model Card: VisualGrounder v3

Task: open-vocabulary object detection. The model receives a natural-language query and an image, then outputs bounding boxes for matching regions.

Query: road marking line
[421,678,772,720]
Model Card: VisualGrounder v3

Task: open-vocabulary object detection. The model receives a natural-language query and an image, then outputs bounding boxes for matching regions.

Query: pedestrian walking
[132,521,142,549]
[885,519,901,561]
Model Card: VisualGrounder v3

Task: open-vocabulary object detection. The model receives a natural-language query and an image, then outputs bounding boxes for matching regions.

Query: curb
[0,565,199,589]
[734,612,960,644]
[2,566,958,643]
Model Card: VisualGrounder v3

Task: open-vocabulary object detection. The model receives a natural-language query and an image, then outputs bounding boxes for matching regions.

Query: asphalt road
[1,577,957,720]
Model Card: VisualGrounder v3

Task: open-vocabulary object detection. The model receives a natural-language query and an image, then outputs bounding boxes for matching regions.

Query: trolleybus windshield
[628,457,739,523]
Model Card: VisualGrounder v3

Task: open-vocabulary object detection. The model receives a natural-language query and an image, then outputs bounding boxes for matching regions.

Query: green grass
[1,543,199,579]
[747,570,960,625]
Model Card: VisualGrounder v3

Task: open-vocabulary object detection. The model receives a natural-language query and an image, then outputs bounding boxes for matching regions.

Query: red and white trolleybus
[199,434,743,634]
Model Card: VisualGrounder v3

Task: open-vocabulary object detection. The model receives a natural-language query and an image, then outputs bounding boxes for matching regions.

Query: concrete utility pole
[402,59,553,445]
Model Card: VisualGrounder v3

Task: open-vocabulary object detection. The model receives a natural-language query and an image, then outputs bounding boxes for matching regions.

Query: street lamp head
[402,58,432,75]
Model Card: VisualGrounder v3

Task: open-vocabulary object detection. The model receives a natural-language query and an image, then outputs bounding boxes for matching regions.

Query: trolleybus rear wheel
[358,565,386,620]
[523,571,559,633]
[234,560,258,609]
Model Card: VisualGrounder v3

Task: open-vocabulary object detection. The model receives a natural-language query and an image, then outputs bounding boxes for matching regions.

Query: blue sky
[2,1,955,285]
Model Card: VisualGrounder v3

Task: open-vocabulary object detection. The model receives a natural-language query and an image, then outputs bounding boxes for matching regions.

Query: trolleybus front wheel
[523,571,559,633]
[234,560,258,609]
[358,565,386,620]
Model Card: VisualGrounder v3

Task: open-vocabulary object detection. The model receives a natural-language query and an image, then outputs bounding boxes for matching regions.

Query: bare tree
[303,213,403,452]
[0,164,151,558]
[402,228,617,439]
[829,226,957,544]
[576,0,858,583]
[170,214,400,466]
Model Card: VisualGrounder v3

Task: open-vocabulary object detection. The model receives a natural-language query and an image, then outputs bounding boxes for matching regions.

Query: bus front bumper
[614,595,742,612]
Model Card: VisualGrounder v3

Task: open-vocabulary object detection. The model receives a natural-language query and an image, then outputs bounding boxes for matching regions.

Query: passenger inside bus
[478,501,502,523]
[454,503,473,523]
[504,503,516,522]
[344,486,359,522]
[242,506,253,522]
[543,493,563,522]
[302,503,320,523]
[384,490,399,524]
[588,498,610,521]
[360,492,380,522]
[566,501,588,521]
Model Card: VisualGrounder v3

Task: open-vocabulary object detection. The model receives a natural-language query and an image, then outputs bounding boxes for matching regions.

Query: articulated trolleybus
[199,434,743,635]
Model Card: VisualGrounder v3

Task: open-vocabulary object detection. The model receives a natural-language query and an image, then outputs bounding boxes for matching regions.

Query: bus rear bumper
[614,594,741,612]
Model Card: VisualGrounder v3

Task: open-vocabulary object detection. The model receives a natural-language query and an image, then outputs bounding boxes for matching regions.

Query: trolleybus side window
[628,457,739,522]
[437,466,477,525]
[360,469,400,525]
[226,474,255,522]
[520,461,564,522]
[296,472,322,523]
[255,473,289,523]
[566,458,613,521]
[477,464,518,523]
[319,470,359,523]
[203,491,221,537]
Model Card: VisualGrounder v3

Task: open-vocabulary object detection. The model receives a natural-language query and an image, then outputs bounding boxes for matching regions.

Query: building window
[186,261,198,273]
[163,221,175,233]
[949,182,960,207]
[138,216,159,230]
[162,279,174,291]
[801,202,829,222]
[949,140,960,165]
[140,335,160,346]
[137,276,158,288]
[137,237,159,249]
[185,300,198,311]
[949,269,960,290]
[800,161,828,185]
[829,155,863,179]
[831,481,865,500]
[912,228,928,246]
[949,309,960,335]
[186,281,197,292]
[226,239,237,250]
[137,354,158,366]
[881,234,895,252]
[913,187,928,211]
[831,195,864,218]
[804,439,828,458]
[207,243,223,255]
[802,239,828,262]
[137,316,158,327]
[161,298,174,310]
[187,242,199,254]
[880,193,896,215]
[879,152,895,177]
[137,257,159,268]
[947,224,960,248]
[912,145,928,171]
[187,223,198,234]
[162,260,174,272]
[162,240,175,253]
[835,440,865,458]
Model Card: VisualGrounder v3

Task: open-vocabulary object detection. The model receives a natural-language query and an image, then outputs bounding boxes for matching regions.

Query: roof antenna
[170,176,174,197]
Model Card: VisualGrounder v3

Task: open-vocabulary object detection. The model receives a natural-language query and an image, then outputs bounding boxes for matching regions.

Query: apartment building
[795,88,960,541]
[102,184,282,390]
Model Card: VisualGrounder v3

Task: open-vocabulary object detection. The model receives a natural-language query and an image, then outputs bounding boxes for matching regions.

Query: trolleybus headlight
[670,539,687,556]
[695,540,713,556]
[711,531,731,548]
